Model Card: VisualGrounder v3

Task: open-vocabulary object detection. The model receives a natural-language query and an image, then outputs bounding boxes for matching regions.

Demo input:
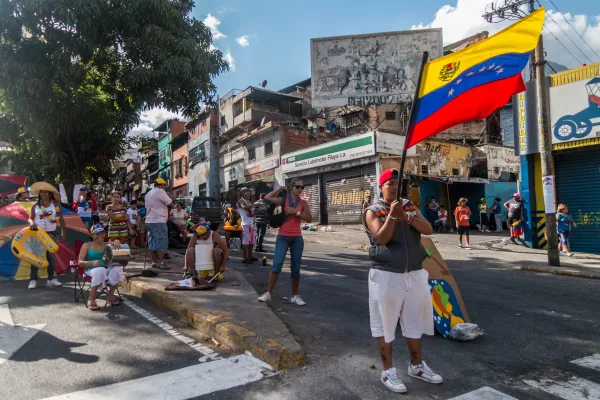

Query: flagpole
[397,51,429,201]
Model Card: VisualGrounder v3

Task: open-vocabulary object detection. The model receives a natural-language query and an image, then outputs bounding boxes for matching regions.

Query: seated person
[223,207,242,246]
[78,224,125,310]
[184,223,230,282]
[434,205,448,231]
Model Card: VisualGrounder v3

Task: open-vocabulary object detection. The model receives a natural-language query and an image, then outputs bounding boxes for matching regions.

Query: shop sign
[375,131,417,156]
[512,79,540,155]
[330,188,371,206]
[281,131,375,173]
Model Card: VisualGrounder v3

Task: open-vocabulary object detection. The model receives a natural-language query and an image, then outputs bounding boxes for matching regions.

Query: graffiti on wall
[330,189,371,206]
[423,142,451,156]
[576,210,600,227]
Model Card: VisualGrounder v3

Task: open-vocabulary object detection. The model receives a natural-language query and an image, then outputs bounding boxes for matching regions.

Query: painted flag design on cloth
[405,8,545,149]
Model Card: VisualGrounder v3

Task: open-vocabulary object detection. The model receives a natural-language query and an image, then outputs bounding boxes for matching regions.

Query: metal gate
[298,175,320,225]
[324,164,377,224]
[555,146,600,254]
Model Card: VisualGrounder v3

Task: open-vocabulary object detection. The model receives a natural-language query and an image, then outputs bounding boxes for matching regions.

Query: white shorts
[85,266,124,289]
[368,268,434,343]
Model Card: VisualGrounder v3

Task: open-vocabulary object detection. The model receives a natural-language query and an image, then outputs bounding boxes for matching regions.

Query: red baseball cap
[379,169,399,186]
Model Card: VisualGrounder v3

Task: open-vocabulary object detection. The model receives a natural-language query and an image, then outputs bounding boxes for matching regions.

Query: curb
[124,278,307,370]
[517,266,600,280]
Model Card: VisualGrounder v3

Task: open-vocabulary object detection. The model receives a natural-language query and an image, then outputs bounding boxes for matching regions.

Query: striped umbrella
[0,201,90,280]
[0,175,28,196]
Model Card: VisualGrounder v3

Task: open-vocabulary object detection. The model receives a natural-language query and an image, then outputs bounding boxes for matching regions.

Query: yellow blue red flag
[405,8,545,149]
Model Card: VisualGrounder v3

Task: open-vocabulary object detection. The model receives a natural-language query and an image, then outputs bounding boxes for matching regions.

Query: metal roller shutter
[324,164,377,224]
[297,174,320,225]
[554,146,600,253]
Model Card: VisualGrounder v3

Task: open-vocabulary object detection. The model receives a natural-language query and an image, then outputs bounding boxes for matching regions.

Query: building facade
[153,119,186,193]
[171,132,188,198]
[187,108,220,198]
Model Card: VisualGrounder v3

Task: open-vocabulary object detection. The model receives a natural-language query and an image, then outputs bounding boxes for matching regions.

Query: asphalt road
[216,235,600,400]
[2,234,599,400]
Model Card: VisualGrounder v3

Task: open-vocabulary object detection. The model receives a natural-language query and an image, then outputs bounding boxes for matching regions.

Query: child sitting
[434,205,448,232]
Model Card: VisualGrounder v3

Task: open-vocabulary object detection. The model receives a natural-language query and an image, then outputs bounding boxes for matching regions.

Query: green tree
[0,0,227,193]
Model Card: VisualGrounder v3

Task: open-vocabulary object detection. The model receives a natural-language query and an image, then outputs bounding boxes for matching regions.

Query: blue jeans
[271,235,304,279]
[146,223,168,251]
[30,231,58,281]
[82,219,93,230]
[256,222,267,249]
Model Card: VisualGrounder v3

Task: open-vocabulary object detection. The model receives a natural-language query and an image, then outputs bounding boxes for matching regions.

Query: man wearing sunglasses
[260,179,312,306]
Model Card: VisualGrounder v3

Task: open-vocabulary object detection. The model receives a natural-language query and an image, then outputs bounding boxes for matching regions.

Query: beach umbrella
[0,175,28,197]
[0,201,89,280]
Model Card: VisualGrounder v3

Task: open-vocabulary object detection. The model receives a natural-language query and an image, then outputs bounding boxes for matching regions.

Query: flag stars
[467,72,476,76]
[456,78,463,85]
[496,67,505,74]
[479,66,487,72]
[448,88,455,97]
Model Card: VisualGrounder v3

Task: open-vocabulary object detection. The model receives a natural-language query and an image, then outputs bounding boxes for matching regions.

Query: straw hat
[29,182,60,198]
[457,197,468,205]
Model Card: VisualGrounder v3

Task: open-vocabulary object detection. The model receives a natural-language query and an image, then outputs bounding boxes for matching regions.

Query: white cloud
[224,50,235,71]
[130,108,184,137]
[412,0,600,69]
[236,35,250,47]
[203,13,226,40]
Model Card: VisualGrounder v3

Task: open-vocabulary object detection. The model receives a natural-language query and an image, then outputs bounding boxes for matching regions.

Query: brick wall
[281,127,321,155]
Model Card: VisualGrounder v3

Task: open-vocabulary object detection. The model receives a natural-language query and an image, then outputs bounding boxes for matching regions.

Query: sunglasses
[294,185,305,190]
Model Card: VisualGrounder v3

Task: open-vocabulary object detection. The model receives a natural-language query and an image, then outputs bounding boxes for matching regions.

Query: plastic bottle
[262,256,267,266]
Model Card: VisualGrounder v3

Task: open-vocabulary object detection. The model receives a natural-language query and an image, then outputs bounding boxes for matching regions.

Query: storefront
[281,131,387,225]
[549,62,600,253]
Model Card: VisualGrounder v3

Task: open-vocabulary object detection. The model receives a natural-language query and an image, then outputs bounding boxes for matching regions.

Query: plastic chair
[71,262,123,308]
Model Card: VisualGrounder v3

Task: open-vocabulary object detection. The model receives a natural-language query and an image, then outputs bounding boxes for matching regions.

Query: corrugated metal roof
[549,62,600,87]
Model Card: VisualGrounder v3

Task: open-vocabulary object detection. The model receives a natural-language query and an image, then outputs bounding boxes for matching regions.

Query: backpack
[267,190,287,228]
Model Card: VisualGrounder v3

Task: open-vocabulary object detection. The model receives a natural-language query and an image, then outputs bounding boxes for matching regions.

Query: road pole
[534,36,560,266]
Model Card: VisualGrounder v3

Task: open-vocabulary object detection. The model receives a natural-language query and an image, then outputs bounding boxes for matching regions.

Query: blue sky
[193,0,600,95]
[133,0,600,135]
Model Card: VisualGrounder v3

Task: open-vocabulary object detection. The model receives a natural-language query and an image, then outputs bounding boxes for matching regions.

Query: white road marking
[523,377,600,400]
[0,304,46,365]
[122,299,221,362]
[571,354,600,372]
[39,353,275,400]
[448,386,519,400]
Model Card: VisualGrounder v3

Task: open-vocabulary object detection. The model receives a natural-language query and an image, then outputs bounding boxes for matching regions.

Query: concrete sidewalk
[286,224,600,279]
[123,250,305,370]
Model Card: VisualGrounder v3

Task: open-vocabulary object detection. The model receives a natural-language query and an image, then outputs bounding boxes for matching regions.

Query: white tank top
[194,232,214,271]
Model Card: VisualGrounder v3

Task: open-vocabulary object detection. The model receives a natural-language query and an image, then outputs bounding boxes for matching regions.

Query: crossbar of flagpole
[397,51,429,201]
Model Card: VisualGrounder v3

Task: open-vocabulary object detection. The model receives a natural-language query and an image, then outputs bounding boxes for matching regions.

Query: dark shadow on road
[9,329,99,364]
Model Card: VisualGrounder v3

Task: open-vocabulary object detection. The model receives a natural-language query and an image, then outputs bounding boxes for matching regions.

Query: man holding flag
[364,8,544,394]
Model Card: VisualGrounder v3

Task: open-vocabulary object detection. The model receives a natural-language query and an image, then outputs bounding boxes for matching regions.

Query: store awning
[407,173,490,185]
[243,175,275,185]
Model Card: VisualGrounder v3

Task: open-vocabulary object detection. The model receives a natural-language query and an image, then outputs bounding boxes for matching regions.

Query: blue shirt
[556,213,572,232]
[490,203,501,215]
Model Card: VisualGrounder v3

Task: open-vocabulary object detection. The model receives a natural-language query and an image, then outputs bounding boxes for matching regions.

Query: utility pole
[483,0,560,266]
[534,36,560,265]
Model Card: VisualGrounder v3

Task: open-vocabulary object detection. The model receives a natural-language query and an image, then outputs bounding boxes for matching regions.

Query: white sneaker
[28,280,37,289]
[408,361,443,384]
[458,244,463,248]
[46,279,62,287]
[381,368,407,393]
[291,295,306,306]
[258,292,272,302]
[465,245,471,249]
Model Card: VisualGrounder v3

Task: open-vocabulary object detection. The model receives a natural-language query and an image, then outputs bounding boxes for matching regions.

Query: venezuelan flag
[406,8,545,149]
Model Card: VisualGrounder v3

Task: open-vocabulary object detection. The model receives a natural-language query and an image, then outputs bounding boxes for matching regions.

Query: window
[421,165,429,175]
[159,149,166,161]
[452,168,459,176]
[174,158,183,178]
[264,140,273,156]
[385,111,397,120]
[248,147,256,161]
[221,115,226,126]
[344,113,361,128]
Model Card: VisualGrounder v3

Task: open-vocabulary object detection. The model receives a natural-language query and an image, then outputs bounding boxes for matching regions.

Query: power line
[543,0,600,61]
[536,0,593,64]
[542,21,584,65]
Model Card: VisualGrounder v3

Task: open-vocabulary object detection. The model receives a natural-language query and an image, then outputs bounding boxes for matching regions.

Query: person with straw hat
[27,182,66,290]
[454,198,472,249]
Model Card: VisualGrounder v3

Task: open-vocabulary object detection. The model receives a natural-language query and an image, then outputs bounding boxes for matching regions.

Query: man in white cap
[144,178,173,269]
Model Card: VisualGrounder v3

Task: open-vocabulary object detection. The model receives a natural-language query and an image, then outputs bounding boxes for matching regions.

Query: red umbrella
[0,175,28,197]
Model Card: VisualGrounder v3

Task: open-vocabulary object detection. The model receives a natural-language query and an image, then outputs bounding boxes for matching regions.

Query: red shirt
[278,197,303,237]
[454,206,471,227]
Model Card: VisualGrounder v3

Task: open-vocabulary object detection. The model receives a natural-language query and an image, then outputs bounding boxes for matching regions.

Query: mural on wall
[311,30,443,108]
[551,76,600,143]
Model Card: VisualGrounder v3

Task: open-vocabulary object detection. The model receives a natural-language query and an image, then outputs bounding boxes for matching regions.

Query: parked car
[189,196,222,230]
